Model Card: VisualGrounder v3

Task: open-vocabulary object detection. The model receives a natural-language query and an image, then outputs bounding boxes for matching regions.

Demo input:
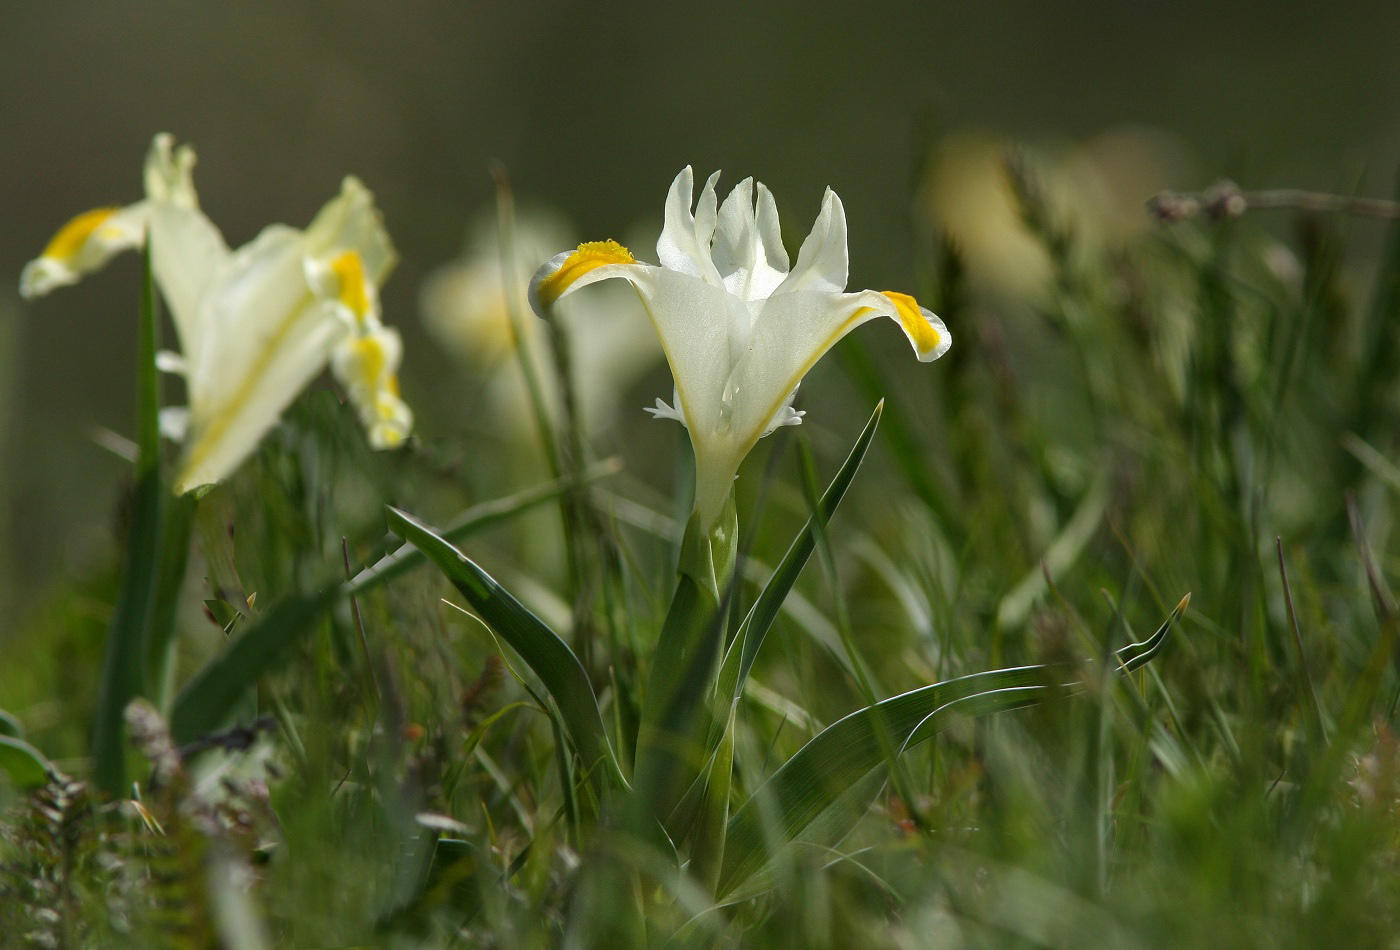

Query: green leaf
[716,595,1187,898]
[168,467,610,745]
[666,402,881,845]
[0,735,52,790]
[92,242,165,797]
[716,401,883,710]
[170,588,340,744]
[632,495,737,830]
[385,506,624,792]
[0,709,23,739]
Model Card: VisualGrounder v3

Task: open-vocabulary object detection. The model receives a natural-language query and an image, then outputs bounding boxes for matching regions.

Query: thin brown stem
[1150,181,1400,223]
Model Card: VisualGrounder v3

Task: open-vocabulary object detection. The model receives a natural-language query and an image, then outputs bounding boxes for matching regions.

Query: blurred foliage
[5,125,1400,944]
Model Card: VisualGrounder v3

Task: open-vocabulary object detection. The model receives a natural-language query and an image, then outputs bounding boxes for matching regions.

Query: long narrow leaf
[168,468,609,744]
[0,736,52,790]
[170,589,340,744]
[386,507,624,792]
[717,595,1187,897]
[92,242,164,797]
[716,401,884,708]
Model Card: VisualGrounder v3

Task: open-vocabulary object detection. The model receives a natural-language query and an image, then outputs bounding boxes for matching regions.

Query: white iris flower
[530,167,951,528]
[21,134,412,494]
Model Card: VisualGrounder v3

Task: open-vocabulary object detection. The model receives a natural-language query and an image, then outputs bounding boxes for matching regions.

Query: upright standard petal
[712,178,790,301]
[776,188,849,295]
[657,167,724,285]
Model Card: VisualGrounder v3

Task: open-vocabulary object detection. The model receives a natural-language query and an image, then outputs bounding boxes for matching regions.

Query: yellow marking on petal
[329,250,371,321]
[386,373,401,397]
[880,290,941,355]
[42,208,120,262]
[535,240,635,309]
[176,290,318,492]
[349,336,387,387]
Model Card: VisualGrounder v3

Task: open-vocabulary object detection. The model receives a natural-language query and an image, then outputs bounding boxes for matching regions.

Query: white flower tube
[530,168,950,527]
[21,134,412,493]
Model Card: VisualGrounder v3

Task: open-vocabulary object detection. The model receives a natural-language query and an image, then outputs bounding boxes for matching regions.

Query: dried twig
[1149,180,1400,223]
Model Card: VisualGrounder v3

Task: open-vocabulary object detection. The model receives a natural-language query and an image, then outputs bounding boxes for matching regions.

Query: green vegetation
[4,150,1400,948]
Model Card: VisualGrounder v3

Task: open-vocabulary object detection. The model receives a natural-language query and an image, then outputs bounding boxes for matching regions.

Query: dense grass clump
[5,152,1400,948]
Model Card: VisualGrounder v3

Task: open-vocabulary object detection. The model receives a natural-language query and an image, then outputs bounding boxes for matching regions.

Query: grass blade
[385,506,624,792]
[717,595,1187,898]
[0,735,52,790]
[169,588,340,744]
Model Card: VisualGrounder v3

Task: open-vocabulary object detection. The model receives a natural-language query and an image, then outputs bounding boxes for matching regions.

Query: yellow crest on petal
[534,240,635,310]
[42,208,121,263]
[879,290,942,355]
[328,249,372,321]
[348,334,387,387]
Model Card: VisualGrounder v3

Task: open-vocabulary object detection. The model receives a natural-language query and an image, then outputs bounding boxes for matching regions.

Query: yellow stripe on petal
[329,249,372,321]
[349,335,388,387]
[534,240,635,310]
[42,208,121,263]
[880,290,942,356]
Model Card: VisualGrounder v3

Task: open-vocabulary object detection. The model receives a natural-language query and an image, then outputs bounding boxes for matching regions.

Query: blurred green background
[3,0,1399,635]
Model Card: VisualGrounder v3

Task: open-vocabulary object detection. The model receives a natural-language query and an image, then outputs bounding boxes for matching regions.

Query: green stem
[630,495,737,833]
[93,242,166,798]
[146,492,196,713]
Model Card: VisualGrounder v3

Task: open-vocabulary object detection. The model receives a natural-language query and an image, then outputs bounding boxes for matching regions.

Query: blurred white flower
[419,210,659,437]
[531,167,950,527]
[21,134,412,494]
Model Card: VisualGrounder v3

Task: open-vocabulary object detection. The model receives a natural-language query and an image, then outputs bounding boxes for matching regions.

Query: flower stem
[630,495,737,834]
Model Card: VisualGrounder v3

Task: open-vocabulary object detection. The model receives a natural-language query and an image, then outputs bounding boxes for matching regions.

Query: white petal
[727,288,870,446]
[754,182,790,275]
[528,243,641,317]
[148,201,228,357]
[761,387,805,436]
[691,170,716,254]
[158,406,190,442]
[174,227,346,493]
[712,177,756,286]
[850,289,952,361]
[776,188,849,295]
[304,176,397,285]
[644,389,688,427]
[656,167,723,285]
[155,350,188,375]
[143,134,199,208]
[331,324,414,449]
[621,267,751,441]
[712,178,791,303]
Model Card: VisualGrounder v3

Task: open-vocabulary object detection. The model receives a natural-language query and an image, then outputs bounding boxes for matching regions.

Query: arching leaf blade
[718,595,1186,898]
[386,506,624,793]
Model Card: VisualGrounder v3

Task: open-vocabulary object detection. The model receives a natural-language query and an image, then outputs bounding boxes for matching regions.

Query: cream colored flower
[531,168,950,527]
[21,134,412,493]
[420,211,659,437]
